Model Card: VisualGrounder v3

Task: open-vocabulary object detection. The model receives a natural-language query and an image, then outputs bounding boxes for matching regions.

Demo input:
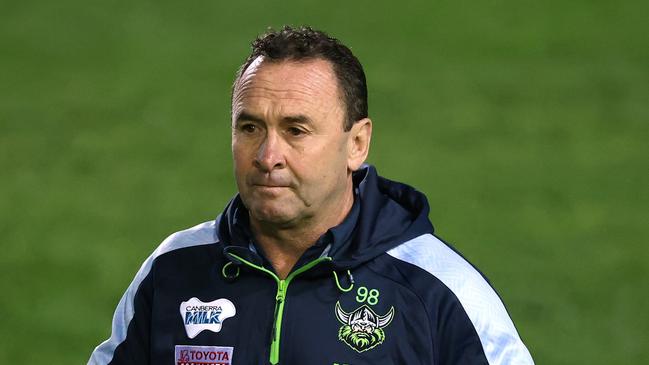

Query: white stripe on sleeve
[87,219,219,365]
[387,234,534,365]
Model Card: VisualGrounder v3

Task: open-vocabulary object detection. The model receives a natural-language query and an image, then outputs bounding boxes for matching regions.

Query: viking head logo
[335,301,395,353]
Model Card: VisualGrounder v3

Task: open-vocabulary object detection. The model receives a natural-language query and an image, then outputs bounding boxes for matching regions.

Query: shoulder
[385,234,535,364]
[87,218,222,365]
[151,219,220,259]
[386,233,513,329]
[129,218,221,288]
[387,233,494,300]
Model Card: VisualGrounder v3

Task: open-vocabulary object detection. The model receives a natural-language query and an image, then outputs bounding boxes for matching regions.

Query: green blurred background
[1,0,647,363]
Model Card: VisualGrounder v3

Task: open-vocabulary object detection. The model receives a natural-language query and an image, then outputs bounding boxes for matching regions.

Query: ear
[347,118,372,171]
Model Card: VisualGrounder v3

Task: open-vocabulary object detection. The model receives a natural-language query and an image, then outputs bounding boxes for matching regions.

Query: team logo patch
[335,301,395,353]
[175,345,233,365]
[180,297,236,339]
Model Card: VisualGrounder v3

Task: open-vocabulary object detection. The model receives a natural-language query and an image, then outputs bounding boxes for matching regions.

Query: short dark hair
[233,26,368,131]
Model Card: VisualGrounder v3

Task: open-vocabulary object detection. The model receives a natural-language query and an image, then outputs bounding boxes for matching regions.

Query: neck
[250,181,354,279]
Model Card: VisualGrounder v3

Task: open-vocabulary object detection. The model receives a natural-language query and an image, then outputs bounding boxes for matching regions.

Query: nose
[254,131,286,172]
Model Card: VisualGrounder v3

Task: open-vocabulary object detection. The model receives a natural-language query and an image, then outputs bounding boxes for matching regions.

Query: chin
[249,203,298,226]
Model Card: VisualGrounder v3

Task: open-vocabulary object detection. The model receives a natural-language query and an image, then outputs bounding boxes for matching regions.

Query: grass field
[1,0,648,363]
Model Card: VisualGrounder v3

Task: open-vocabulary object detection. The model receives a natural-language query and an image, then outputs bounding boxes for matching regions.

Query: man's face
[231,57,355,227]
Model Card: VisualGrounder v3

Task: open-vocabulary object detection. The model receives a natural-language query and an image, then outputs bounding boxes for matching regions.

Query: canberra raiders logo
[334,301,395,353]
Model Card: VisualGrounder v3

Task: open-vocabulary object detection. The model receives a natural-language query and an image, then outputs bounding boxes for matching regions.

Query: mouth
[252,183,290,189]
[253,183,288,187]
[247,174,293,192]
[251,184,290,194]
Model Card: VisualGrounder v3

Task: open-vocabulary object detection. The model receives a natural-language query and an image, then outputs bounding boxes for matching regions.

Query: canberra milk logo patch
[335,301,394,353]
[180,297,236,338]
[175,345,233,365]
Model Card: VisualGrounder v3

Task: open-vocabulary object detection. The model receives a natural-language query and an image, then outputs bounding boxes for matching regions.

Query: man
[89,26,534,365]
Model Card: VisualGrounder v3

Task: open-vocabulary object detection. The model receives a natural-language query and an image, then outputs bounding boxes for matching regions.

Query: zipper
[229,254,332,365]
[270,279,286,363]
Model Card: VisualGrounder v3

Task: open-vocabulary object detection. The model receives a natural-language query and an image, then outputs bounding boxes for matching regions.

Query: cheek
[232,146,252,184]
[301,145,347,184]
[232,140,254,165]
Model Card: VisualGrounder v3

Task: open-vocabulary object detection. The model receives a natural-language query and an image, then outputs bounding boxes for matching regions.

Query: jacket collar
[218,165,434,271]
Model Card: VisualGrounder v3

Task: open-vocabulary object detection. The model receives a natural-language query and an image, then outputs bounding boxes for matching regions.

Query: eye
[287,126,305,137]
[240,124,257,133]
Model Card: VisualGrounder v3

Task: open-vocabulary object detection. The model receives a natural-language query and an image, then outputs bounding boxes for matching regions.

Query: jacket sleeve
[87,259,155,365]
[435,292,533,365]
[387,234,534,365]
[87,220,219,365]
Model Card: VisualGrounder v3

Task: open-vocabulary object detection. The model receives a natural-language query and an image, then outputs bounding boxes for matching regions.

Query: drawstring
[222,254,353,293]
[332,269,354,292]
[222,261,240,280]
[221,245,258,281]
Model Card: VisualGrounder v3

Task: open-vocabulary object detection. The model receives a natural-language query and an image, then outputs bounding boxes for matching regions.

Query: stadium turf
[1,0,647,363]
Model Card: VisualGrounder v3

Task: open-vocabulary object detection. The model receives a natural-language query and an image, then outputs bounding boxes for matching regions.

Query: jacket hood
[218,165,434,270]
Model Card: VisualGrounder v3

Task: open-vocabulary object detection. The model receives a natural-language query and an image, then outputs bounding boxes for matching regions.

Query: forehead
[232,57,343,119]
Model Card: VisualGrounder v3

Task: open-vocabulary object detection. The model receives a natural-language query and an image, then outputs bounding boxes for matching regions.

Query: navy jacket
[89,165,534,365]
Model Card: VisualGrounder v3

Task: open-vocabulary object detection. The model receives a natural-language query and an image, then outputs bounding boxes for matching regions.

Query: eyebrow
[281,114,312,125]
[235,111,313,125]
[235,111,264,124]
